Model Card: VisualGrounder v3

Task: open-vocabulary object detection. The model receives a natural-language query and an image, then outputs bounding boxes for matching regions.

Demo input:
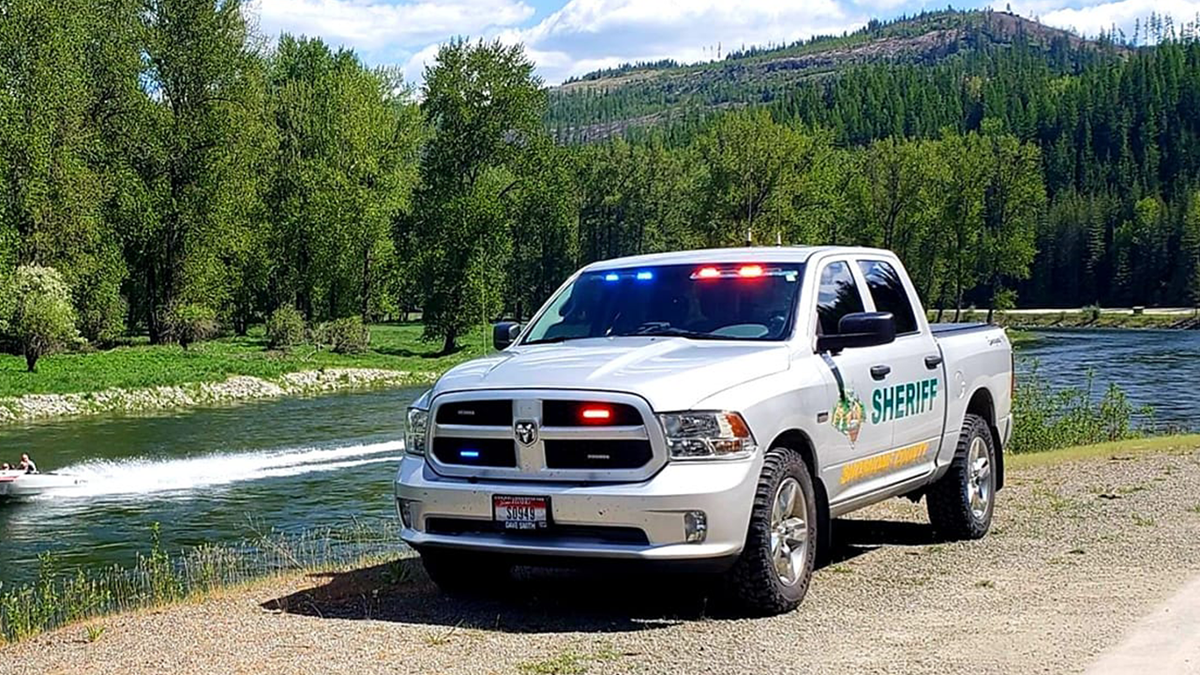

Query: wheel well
[966,388,1004,490]
[770,429,830,528]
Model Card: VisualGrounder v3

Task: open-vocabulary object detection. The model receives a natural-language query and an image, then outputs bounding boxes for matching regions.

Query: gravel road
[4,443,1200,675]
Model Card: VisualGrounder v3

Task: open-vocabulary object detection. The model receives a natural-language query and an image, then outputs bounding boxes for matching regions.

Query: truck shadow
[261,518,938,633]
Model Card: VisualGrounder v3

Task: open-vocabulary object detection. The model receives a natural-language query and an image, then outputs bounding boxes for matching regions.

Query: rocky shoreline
[0,368,439,425]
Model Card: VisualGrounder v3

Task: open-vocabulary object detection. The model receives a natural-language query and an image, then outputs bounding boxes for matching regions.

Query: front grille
[435,399,513,426]
[542,401,643,427]
[425,518,650,546]
[543,439,653,469]
[432,437,516,467]
[428,392,662,481]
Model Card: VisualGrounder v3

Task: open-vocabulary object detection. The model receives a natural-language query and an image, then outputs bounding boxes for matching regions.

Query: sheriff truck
[395,246,1013,615]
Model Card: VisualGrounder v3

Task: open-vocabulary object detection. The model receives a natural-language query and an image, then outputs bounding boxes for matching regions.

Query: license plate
[493,495,549,531]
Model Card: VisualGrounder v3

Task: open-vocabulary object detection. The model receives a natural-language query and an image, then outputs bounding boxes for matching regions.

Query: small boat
[0,470,83,499]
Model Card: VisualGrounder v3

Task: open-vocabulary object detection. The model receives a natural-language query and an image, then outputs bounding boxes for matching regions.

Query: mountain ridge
[547,9,1131,141]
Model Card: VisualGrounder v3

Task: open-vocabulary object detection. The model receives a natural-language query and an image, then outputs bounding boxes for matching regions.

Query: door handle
[924,354,943,369]
[870,365,891,380]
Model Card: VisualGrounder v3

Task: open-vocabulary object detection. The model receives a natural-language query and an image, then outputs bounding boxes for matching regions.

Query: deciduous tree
[4,265,80,371]
[407,39,545,354]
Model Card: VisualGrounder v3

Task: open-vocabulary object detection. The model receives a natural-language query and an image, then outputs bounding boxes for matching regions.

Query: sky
[247,0,1200,85]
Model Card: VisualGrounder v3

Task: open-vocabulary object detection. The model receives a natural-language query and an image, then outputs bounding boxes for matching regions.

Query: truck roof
[581,246,896,272]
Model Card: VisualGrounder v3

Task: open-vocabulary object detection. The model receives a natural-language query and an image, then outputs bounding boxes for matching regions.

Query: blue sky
[249,0,1200,85]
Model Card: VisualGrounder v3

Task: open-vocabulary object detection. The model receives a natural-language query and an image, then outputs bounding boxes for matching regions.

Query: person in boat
[1,462,9,471]
[17,454,37,474]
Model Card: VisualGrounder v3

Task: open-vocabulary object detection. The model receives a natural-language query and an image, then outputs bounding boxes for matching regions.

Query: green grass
[0,323,492,398]
[1007,434,1200,470]
[929,309,1198,330]
[0,519,402,645]
[1007,329,1038,346]
[518,646,620,675]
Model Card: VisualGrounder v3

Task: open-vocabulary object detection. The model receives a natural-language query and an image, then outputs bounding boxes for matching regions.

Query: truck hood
[430,337,791,411]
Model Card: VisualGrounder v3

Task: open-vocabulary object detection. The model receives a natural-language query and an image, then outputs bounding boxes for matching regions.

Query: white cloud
[254,0,535,53]
[1006,0,1200,38]
[402,41,445,83]
[510,0,867,83]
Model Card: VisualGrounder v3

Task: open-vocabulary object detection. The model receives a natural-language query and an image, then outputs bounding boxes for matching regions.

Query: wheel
[926,413,996,540]
[721,447,819,616]
[418,548,512,595]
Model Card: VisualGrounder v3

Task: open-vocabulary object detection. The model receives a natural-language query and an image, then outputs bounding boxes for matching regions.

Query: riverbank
[0,324,485,425]
[931,307,1200,329]
[0,368,438,425]
[3,435,1198,674]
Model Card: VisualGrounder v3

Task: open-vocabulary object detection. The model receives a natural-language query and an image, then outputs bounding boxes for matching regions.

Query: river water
[1,329,1198,588]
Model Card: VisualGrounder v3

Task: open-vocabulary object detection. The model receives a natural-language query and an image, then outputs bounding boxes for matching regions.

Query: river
[1,328,1198,588]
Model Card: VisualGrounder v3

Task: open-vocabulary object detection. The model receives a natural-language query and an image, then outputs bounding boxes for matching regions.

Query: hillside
[547,9,1128,141]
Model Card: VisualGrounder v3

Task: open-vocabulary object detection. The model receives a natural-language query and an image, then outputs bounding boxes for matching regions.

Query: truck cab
[395,246,1013,615]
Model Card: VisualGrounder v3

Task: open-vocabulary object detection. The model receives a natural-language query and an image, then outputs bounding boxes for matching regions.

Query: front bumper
[394,454,761,562]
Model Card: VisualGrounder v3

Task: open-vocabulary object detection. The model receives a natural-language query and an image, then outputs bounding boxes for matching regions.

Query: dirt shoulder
[4,442,1200,675]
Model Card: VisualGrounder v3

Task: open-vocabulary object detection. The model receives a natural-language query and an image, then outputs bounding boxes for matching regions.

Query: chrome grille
[426,390,665,482]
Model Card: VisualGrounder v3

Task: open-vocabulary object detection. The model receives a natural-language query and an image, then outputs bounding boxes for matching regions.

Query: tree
[407,39,545,354]
[696,110,820,246]
[0,0,128,343]
[849,137,943,297]
[133,0,267,341]
[980,123,1046,321]
[4,266,80,372]
[504,139,578,319]
[1184,192,1200,313]
[934,131,987,319]
[266,38,421,322]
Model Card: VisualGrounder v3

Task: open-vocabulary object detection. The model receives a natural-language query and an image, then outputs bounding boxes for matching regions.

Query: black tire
[720,447,819,616]
[419,548,512,595]
[926,413,997,540]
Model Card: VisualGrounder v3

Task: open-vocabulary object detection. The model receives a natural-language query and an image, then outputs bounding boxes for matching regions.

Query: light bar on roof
[690,265,786,280]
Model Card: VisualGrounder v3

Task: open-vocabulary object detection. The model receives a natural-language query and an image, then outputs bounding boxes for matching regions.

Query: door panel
[809,259,895,504]
[853,259,946,487]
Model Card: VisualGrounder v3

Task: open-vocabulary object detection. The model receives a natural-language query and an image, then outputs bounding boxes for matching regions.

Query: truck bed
[929,322,995,336]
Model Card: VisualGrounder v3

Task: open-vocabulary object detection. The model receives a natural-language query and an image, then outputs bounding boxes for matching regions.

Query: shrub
[2,266,82,372]
[993,287,1018,313]
[164,303,219,350]
[265,306,306,350]
[1011,360,1154,453]
[317,316,371,354]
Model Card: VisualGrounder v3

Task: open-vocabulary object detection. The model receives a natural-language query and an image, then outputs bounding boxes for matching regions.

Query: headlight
[658,411,757,460]
[405,407,429,456]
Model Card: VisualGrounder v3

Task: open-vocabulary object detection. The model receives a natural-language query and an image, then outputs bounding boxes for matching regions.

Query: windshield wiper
[522,335,586,346]
[616,326,724,340]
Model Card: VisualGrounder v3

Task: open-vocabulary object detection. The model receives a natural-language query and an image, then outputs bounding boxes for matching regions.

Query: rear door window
[815,261,865,335]
[856,260,918,335]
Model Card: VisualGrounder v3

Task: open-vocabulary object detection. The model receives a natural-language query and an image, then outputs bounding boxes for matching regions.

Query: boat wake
[38,440,404,499]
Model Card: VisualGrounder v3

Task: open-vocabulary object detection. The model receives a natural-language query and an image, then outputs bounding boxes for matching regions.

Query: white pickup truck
[395,246,1013,615]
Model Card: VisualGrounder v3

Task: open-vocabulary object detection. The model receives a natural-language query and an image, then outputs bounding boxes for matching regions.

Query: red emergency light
[580,406,612,423]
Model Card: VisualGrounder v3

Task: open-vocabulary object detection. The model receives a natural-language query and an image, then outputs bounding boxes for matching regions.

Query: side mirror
[493,322,521,350]
[816,312,896,354]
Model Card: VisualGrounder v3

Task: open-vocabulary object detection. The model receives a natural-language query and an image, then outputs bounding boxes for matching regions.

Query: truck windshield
[523,263,805,344]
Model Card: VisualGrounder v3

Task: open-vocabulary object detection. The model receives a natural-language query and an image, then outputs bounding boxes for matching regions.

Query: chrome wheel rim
[770,477,809,586]
[967,437,992,521]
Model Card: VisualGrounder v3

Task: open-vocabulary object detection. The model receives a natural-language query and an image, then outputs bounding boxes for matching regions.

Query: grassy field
[0,324,492,398]
[931,308,1200,329]
[1007,433,1200,469]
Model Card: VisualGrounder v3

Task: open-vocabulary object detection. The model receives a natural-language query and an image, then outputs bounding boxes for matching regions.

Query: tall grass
[0,519,403,645]
[1011,360,1157,453]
